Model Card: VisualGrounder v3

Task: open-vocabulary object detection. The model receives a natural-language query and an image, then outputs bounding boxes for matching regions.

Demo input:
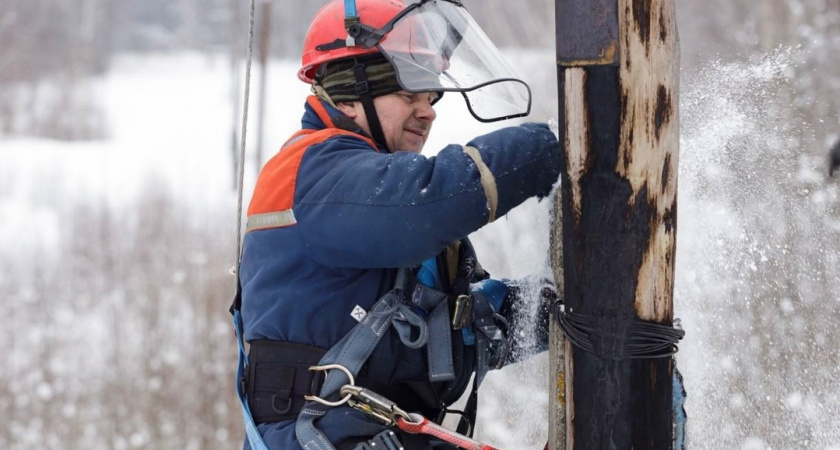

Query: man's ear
[335,102,358,119]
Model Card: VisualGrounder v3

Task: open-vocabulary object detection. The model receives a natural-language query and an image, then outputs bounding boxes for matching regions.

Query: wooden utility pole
[550,0,680,449]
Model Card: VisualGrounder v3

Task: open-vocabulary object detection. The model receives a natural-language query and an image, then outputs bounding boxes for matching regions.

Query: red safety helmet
[300,0,532,123]
[299,0,407,84]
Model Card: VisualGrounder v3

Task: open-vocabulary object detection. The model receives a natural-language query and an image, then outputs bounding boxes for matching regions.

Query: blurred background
[1,0,840,449]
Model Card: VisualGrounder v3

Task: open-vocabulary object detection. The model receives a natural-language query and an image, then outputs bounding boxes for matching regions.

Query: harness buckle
[354,80,370,95]
[451,294,474,330]
[304,364,355,407]
[271,395,293,414]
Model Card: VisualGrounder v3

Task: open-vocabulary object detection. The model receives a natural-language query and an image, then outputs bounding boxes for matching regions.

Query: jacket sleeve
[294,122,561,269]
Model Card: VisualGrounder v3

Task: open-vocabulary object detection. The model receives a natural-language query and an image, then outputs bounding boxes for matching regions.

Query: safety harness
[231,239,512,450]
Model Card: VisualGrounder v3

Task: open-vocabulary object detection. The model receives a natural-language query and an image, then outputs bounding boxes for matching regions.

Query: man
[233,0,561,449]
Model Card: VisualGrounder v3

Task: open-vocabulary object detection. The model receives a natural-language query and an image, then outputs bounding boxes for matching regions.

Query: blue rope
[234,310,270,450]
[673,365,687,449]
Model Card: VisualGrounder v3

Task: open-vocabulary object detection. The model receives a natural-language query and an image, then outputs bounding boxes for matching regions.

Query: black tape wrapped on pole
[549,0,685,449]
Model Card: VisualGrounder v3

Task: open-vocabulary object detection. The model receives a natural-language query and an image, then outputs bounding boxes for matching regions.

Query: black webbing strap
[457,382,478,437]
[246,340,328,424]
[451,240,482,437]
[353,60,388,151]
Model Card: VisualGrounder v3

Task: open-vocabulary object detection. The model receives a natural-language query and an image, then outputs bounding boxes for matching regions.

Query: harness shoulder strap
[296,269,420,450]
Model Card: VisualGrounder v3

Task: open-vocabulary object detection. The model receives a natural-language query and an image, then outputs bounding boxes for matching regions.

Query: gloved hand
[505,122,561,200]
[501,276,560,360]
[506,276,560,309]
[470,278,508,312]
[519,122,562,194]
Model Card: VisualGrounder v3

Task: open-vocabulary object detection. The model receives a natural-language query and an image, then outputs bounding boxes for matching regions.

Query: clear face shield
[373,0,531,122]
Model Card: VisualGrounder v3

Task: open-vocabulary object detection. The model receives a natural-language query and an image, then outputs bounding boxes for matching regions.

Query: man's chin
[400,138,425,154]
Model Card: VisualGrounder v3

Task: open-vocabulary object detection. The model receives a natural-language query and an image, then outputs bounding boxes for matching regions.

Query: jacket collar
[301,96,385,151]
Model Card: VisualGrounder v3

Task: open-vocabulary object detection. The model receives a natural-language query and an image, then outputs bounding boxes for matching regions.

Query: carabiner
[340,385,411,426]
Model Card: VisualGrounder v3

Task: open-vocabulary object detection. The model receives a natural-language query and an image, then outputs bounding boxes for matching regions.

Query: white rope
[235,0,257,275]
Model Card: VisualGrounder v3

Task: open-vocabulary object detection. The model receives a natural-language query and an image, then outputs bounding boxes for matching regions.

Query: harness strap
[448,239,504,437]
[246,340,328,423]
[457,292,503,437]
[411,284,455,381]
[352,59,388,151]
[348,429,404,450]
[296,268,454,450]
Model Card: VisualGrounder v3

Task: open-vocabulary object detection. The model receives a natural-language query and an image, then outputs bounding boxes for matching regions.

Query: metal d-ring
[303,364,355,407]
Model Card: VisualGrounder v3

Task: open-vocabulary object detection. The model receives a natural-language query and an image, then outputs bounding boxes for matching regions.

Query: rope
[231,1,268,449]
[396,414,501,450]
[234,0,257,276]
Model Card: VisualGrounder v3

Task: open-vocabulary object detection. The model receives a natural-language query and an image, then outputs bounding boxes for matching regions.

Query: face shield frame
[345,0,532,123]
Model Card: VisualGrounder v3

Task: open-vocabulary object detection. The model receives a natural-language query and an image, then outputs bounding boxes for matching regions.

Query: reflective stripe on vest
[246,209,297,232]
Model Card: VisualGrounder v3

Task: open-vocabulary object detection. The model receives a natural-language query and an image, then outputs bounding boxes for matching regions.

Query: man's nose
[416,100,436,122]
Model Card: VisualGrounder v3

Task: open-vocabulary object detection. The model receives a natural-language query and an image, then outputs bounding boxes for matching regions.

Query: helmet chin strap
[352,59,389,152]
[343,0,358,22]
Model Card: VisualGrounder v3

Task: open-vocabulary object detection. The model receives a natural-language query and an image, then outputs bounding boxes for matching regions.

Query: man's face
[338,91,437,153]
